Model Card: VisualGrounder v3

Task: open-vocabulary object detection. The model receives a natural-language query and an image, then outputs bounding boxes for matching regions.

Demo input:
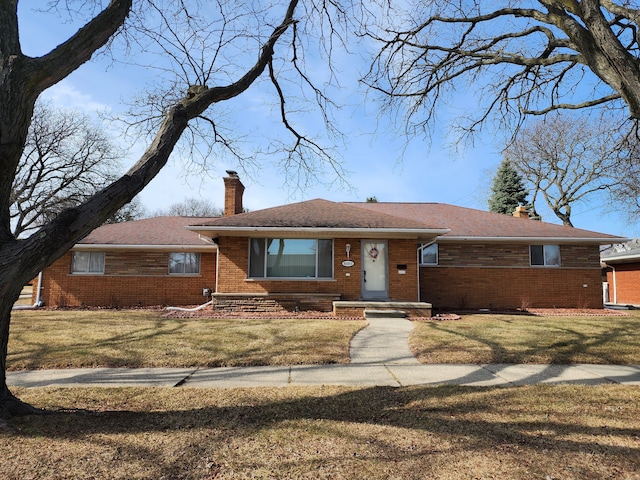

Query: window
[71,251,105,274]
[169,252,201,274]
[530,245,560,266]
[420,243,438,265]
[249,238,333,278]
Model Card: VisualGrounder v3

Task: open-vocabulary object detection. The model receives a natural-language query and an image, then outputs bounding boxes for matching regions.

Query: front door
[362,240,388,299]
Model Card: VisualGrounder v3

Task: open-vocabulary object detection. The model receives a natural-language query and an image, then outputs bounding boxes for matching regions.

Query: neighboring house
[35,173,627,315]
[601,239,640,306]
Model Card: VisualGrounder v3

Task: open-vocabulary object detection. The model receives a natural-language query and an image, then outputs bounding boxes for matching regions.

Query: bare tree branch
[362,0,640,140]
[10,101,123,237]
[3,0,362,416]
[505,112,639,226]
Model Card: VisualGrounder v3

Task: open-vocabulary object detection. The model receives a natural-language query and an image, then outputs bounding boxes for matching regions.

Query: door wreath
[367,245,379,261]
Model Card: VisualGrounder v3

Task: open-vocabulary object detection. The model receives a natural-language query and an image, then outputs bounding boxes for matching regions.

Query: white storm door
[362,241,388,299]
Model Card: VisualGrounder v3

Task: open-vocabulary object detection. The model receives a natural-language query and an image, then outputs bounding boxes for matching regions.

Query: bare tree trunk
[0,0,299,422]
[0,278,43,422]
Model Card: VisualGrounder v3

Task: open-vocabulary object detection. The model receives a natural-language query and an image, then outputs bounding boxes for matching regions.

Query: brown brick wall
[438,243,530,267]
[421,266,603,309]
[437,243,600,267]
[36,250,217,307]
[216,237,419,301]
[606,262,640,304]
[36,238,605,310]
[421,243,604,310]
[386,239,419,301]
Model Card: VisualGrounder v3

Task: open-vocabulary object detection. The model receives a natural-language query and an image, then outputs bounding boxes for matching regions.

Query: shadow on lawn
[418,317,639,364]
[6,386,640,478]
[8,319,187,369]
[10,386,640,473]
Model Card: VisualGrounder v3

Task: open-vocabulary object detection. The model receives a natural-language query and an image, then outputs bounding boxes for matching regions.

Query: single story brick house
[34,173,626,315]
[601,240,640,307]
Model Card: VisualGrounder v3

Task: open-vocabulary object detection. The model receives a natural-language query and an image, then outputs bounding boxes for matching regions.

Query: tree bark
[0,0,299,421]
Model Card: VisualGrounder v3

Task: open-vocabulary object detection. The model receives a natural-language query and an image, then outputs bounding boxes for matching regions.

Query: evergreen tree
[488,159,529,215]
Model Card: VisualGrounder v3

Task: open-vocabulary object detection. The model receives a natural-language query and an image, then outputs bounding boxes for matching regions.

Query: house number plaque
[341,260,355,267]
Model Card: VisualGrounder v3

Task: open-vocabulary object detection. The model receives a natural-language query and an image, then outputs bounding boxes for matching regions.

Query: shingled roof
[74,200,626,249]
[187,199,624,243]
[188,199,449,239]
[601,239,640,263]
[348,202,625,243]
[76,216,218,249]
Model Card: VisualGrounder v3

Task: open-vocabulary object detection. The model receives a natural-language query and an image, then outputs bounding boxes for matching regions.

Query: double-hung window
[249,238,333,278]
[71,251,105,274]
[169,252,201,274]
[530,245,560,266]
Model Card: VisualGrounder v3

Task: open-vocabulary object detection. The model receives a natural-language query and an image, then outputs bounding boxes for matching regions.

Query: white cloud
[41,81,110,114]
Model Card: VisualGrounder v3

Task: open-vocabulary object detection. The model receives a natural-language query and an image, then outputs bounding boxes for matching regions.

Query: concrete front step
[364,309,406,319]
[334,301,432,318]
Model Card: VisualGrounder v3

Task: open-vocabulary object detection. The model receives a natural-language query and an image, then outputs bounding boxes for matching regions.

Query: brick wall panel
[38,251,216,307]
[606,263,640,304]
[421,266,603,309]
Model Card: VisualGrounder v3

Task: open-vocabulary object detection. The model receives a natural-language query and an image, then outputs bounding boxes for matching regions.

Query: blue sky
[17,3,639,239]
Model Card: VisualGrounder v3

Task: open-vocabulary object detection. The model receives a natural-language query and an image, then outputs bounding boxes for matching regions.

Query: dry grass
[8,310,366,370]
[2,385,639,479]
[410,311,640,364]
[5,310,640,478]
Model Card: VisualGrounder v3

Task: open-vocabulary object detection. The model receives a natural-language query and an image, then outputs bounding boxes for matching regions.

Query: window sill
[246,277,336,282]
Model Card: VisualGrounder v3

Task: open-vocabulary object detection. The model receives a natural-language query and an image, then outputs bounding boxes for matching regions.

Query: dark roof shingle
[78,216,218,246]
[348,202,623,241]
[195,199,442,230]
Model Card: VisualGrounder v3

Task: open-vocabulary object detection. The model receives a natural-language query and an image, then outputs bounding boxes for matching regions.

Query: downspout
[417,239,437,303]
[609,264,617,304]
[165,237,219,313]
[12,271,45,310]
[215,241,219,295]
[34,271,44,307]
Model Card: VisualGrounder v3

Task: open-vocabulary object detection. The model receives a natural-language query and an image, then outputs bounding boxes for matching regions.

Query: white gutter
[72,244,218,251]
[439,236,629,244]
[601,252,640,263]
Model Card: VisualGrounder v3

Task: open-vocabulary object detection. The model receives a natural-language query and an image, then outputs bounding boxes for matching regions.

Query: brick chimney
[513,205,529,219]
[223,170,244,216]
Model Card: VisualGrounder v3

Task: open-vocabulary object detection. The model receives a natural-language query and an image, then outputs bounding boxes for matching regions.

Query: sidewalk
[7,317,640,388]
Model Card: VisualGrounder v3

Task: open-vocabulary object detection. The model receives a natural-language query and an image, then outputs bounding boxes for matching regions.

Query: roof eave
[601,253,640,263]
[438,236,629,245]
[187,226,450,239]
[73,244,218,251]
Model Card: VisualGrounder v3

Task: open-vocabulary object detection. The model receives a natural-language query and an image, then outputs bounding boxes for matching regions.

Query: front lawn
[410,311,640,364]
[8,310,366,370]
[2,385,639,479]
[9,309,640,370]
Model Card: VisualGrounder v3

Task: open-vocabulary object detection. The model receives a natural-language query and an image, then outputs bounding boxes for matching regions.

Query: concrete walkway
[7,317,640,388]
[349,317,420,364]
